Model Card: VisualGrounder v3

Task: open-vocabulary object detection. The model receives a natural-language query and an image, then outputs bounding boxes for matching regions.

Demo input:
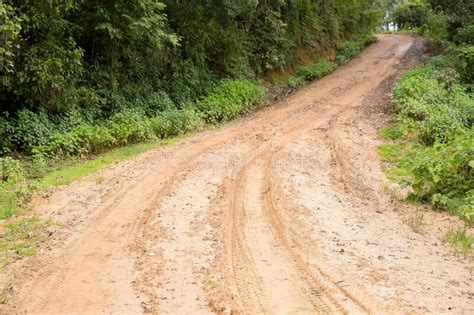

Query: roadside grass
[37,136,180,189]
[0,216,52,270]
[379,126,406,140]
[443,227,474,260]
[408,212,427,234]
[377,138,413,183]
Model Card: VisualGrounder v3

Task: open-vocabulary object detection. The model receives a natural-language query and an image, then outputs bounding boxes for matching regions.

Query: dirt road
[4,34,473,314]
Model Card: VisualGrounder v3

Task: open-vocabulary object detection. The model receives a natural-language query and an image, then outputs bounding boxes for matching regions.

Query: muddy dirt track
[3,34,473,314]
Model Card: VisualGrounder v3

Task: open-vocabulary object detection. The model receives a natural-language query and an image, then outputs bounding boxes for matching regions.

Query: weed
[95,175,105,185]
[37,137,183,188]
[407,212,426,234]
[379,127,405,140]
[0,216,52,269]
[377,143,404,162]
[296,59,337,82]
[197,80,264,123]
[443,227,474,259]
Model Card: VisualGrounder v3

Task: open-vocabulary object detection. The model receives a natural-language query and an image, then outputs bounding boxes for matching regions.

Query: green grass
[38,138,177,188]
[443,227,474,259]
[379,127,405,140]
[377,143,404,162]
[0,216,52,270]
[0,191,17,220]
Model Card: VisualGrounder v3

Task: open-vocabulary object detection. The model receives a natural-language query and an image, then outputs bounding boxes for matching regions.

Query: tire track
[262,151,371,314]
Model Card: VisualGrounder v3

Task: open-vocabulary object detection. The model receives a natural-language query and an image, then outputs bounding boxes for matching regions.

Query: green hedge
[197,80,264,123]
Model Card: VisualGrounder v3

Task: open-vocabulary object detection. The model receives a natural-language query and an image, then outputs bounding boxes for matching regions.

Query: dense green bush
[287,76,305,89]
[296,60,337,81]
[106,111,156,146]
[197,80,264,123]
[392,1,429,30]
[404,129,474,221]
[0,157,24,183]
[38,125,113,156]
[385,56,474,222]
[33,108,204,157]
[9,110,56,153]
[393,62,473,144]
[150,108,203,138]
[454,45,474,86]
[454,25,474,45]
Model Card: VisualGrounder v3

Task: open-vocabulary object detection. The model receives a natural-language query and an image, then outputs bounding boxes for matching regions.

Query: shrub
[393,68,447,110]
[150,108,203,138]
[393,64,473,144]
[296,59,337,81]
[197,80,264,123]
[0,157,24,183]
[454,25,474,45]
[53,109,89,133]
[141,91,175,116]
[418,105,467,143]
[287,76,305,89]
[38,124,114,156]
[454,45,474,85]
[9,109,56,152]
[422,11,448,46]
[401,129,473,221]
[25,154,48,179]
[35,107,204,157]
[336,34,376,64]
[164,60,216,105]
[0,115,13,154]
[383,57,474,222]
[106,110,156,146]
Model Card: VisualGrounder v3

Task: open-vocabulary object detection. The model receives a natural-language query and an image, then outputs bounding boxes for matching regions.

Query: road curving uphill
[4,34,473,314]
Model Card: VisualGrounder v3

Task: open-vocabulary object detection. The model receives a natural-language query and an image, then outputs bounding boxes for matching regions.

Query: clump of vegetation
[197,80,264,123]
[34,107,204,157]
[443,227,474,259]
[380,61,473,222]
[408,212,427,234]
[0,216,52,269]
[336,34,377,64]
[380,0,474,223]
[295,60,337,82]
